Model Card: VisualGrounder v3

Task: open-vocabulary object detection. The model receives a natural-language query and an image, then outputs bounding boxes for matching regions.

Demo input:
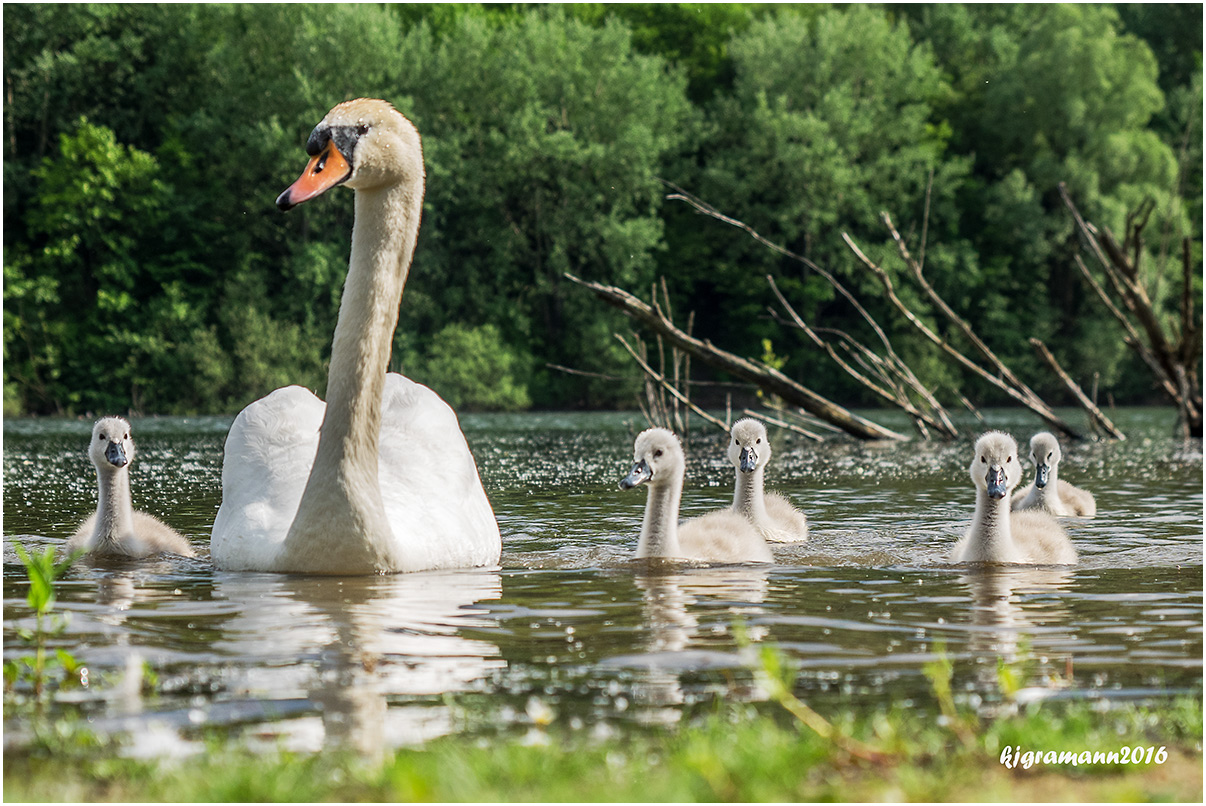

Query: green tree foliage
[389,12,692,406]
[2,4,1200,415]
[906,4,1191,396]
[403,323,532,412]
[662,7,971,396]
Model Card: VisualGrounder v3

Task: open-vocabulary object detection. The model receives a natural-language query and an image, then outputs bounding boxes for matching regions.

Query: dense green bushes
[3,4,1200,415]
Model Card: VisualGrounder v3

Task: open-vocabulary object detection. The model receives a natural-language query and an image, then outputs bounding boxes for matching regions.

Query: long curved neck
[95,466,135,544]
[283,179,423,570]
[969,489,1017,561]
[637,472,684,559]
[318,184,421,473]
[732,466,769,524]
[1035,465,1062,505]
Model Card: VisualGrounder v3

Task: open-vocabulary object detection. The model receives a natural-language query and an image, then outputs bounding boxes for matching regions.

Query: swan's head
[727,418,770,473]
[969,431,1020,500]
[277,98,424,211]
[619,428,684,490]
[89,416,134,471]
[1027,432,1062,488]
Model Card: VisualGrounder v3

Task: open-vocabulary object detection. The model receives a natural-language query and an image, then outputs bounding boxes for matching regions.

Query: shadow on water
[3,407,1202,756]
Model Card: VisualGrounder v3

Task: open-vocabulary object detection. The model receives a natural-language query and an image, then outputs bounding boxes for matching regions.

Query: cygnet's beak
[105,440,129,468]
[1034,463,1050,488]
[985,465,1007,499]
[619,459,652,490]
[739,446,758,473]
[277,142,352,211]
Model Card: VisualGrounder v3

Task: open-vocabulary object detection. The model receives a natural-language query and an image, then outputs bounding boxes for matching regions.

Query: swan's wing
[1010,509,1077,564]
[1057,480,1096,517]
[211,386,325,570]
[763,492,809,542]
[64,512,99,554]
[679,510,773,564]
[376,374,501,570]
[131,511,195,557]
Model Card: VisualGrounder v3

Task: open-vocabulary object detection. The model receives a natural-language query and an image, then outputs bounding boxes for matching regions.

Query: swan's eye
[980,456,986,463]
[756,438,761,444]
[653,449,663,458]
[124,434,129,441]
[1006,456,1012,463]
[356,124,369,136]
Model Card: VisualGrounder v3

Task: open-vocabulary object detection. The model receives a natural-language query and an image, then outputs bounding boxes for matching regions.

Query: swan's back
[211,376,500,572]
[67,512,193,558]
[679,510,773,564]
[1011,479,1096,518]
[1009,509,1077,565]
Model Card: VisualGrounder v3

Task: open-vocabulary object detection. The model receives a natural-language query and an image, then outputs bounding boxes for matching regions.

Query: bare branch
[568,273,907,441]
[766,279,955,438]
[742,408,824,442]
[843,232,1082,439]
[1030,339,1126,440]
[616,333,729,433]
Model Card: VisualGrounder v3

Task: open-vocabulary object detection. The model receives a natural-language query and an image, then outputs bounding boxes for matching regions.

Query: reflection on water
[3,408,1202,755]
[209,569,503,757]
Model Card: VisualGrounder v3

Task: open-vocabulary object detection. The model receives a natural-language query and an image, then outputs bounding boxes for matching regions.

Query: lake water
[3,408,1201,758]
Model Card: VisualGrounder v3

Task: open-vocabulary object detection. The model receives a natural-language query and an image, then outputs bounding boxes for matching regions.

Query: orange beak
[276,143,352,211]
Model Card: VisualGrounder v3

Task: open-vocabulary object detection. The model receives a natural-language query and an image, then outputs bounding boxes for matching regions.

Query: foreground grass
[5,697,1202,802]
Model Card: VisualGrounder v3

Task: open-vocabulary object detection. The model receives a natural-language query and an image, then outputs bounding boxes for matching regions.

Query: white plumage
[950,431,1077,566]
[211,99,499,574]
[620,428,772,564]
[727,418,809,543]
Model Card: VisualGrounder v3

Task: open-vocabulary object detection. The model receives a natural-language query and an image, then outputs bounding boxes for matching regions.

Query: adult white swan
[211,99,500,574]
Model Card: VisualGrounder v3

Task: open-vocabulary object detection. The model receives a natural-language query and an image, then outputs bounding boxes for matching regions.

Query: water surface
[4,408,1201,756]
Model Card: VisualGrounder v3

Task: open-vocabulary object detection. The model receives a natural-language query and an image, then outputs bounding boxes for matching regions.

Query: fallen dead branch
[843,231,1084,440]
[566,273,907,441]
[1059,183,1201,437]
[666,184,957,439]
[1029,339,1126,440]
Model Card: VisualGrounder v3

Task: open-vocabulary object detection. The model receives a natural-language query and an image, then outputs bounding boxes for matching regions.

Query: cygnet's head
[619,428,684,490]
[969,431,1021,500]
[89,416,134,472]
[1027,432,1062,488]
[277,98,423,210]
[727,418,770,473]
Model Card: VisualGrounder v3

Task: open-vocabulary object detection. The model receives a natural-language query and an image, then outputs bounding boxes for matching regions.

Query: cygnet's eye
[1006,456,1012,463]
[653,449,663,458]
[124,433,129,441]
[1047,452,1053,461]
[980,456,986,464]
[756,438,761,444]
[356,124,369,135]
[98,434,105,441]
